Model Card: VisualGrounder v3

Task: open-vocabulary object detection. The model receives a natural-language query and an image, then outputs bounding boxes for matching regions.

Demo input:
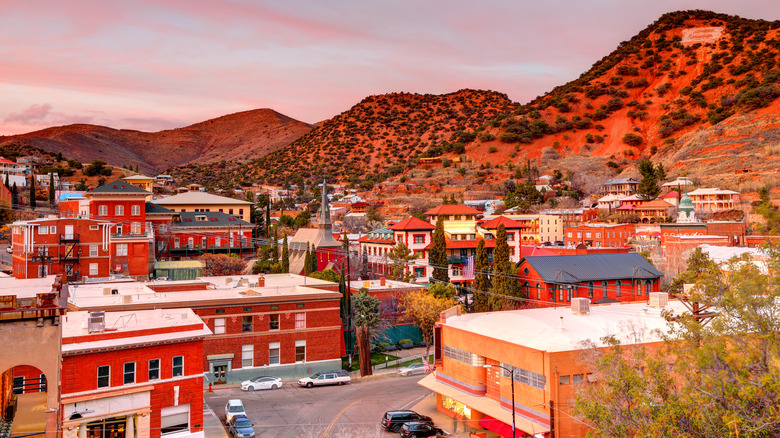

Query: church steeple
[318,179,331,228]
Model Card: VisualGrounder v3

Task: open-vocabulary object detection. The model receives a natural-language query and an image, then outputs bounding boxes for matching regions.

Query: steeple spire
[318,179,331,227]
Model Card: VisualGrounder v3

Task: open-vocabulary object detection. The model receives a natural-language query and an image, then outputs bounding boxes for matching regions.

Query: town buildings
[152,189,253,222]
[288,183,344,274]
[687,188,741,213]
[563,223,634,248]
[599,177,638,197]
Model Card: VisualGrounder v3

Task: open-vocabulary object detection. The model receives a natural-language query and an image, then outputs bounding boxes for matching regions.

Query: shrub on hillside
[622,133,644,146]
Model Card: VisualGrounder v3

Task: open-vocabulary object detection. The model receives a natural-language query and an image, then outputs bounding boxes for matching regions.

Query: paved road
[205,372,433,438]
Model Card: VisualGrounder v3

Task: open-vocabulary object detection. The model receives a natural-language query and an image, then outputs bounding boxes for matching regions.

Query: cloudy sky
[0,0,777,135]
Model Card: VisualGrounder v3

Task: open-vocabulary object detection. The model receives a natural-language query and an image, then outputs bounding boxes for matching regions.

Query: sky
[1,0,778,136]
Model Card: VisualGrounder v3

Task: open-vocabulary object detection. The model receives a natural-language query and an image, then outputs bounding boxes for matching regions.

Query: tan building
[687,188,741,213]
[152,190,253,222]
[121,175,155,201]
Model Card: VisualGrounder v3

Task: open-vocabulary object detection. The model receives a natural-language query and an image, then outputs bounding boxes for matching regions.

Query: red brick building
[60,309,210,438]
[66,274,344,384]
[10,217,113,280]
[517,253,663,305]
[164,211,254,260]
[563,223,634,248]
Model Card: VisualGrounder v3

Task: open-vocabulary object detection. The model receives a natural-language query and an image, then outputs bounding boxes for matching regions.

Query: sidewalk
[410,390,482,438]
[202,399,229,438]
[370,346,431,375]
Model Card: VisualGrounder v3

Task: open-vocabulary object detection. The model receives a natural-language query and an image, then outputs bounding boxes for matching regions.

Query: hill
[172,10,780,193]
[0,109,313,174]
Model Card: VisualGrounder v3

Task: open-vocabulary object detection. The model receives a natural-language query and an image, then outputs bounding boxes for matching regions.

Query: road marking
[321,398,362,438]
[400,393,427,410]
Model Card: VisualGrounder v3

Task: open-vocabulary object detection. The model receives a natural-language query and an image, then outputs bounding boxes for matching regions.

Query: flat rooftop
[444,299,689,353]
[62,308,211,354]
[349,279,423,290]
[0,275,59,298]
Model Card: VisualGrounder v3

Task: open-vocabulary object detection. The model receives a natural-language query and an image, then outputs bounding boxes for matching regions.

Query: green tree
[271,226,279,263]
[635,159,661,200]
[308,245,318,274]
[11,183,18,209]
[490,224,517,309]
[309,268,340,283]
[281,234,289,273]
[304,243,312,275]
[473,239,491,312]
[29,176,36,210]
[388,240,414,282]
[48,173,55,206]
[353,289,381,376]
[429,218,449,284]
[399,289,456,358]
[427,282,456,300]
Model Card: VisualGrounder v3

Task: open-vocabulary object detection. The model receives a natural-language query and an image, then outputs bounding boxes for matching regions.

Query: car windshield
[234,418,252,428]
[310,373,321,379]
[228,405,244,412]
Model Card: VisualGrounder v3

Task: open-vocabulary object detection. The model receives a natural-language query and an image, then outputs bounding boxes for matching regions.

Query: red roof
[659,191,680,199]
[356,235,394,244]
[424,204,481,216]
[0,157,19,165]
[388,216,436,231]
[479,216,524,229]
[616,204,636,211]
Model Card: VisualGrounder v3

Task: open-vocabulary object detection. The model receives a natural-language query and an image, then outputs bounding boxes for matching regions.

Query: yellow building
[152,190,253,222]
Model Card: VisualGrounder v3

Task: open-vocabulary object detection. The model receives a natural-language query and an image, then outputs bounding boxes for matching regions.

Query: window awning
[479,415,522,438]
[418,373,550,436]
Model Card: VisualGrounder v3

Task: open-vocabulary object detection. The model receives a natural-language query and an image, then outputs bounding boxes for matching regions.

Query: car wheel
[306,382,313,388]
[392,424,401,433]
[247,386,255,391]
[272,384,279,390]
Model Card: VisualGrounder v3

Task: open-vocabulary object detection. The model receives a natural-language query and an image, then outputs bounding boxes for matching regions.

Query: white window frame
[242,344,254,368]
[39,226,48,235]
[295,313,305,329]
[89,263,98,276]
[115,205,124,216]
[116,244,128,257]
[131,222,141,234]
[131,205,141,216]
[172,356,183,377]
[214,318,225,334]
[98,205,108,216]
[295,340,306,363]
[123,362,135,385]
[90,245,98,257]
[97,365,110,388]
[269,342,280,365]
[148,359,160,380]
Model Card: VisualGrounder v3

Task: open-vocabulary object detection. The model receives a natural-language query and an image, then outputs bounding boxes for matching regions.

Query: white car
[241,376,282,391]
[5,246,11,254]
[225,399,246,424]
[397,362,427,376]
[297,371,350,388]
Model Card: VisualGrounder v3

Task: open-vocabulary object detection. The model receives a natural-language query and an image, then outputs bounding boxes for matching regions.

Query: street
[205,372,436,438]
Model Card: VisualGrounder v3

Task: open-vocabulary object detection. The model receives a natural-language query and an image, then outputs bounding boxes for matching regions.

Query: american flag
[463,256,475,279]
[423,357,433,374]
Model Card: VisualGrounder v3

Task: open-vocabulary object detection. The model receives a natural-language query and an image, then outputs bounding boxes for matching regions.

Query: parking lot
[204,372,443,437]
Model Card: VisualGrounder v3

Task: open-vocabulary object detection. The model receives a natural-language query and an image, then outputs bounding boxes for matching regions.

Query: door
[64,225,74,239]
[214,365,227,384]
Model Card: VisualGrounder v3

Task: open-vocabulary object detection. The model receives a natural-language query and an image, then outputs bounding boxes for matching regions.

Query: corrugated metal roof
[523,253,662,283]
[88,179,151,194]
[154,260,204,269]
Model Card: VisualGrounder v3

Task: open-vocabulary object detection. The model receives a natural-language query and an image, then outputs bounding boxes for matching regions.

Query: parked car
[227,414,255,438]
[297,370,351,387]
[381,410,433,433]
[5,246,12,254]
[241,376,282,391]
[397,362,427,376]
[399,421,445,437]
[225,399,246,424]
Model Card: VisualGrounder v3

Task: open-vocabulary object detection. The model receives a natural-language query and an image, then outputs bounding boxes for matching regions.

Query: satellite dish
[69,403,95,420]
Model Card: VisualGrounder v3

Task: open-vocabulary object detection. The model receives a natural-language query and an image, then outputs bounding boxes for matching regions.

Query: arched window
[536,283,541,300]
[616,280,622,297]
[523,281,530,297]
[588,282,594,299]
[602,281,608,299]
[645,280,652,295]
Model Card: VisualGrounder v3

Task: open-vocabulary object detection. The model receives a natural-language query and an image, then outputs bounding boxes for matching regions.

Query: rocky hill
[172,10,780,192]
[0,109,312,174]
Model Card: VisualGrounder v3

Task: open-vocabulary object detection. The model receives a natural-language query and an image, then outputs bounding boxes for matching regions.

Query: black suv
[400,422,445,438]
[381,411,433,433]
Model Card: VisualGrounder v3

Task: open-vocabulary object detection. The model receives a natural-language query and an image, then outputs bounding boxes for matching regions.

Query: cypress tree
[473,239,491,312]
[265,203,271,239]
[271,226,279,262]
[48,173,55,206]
[429,217,449,283]
[309,246,318,273]
[11,183,18,209]
[304,243,311,275]
[281,234,289,273]
[491,224,518,309]
[29,176,36,210]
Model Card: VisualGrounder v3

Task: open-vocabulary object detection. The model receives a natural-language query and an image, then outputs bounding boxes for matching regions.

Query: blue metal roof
[522,253,662,284]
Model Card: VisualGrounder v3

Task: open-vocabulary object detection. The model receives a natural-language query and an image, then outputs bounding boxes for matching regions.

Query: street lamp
[484,364,516,438]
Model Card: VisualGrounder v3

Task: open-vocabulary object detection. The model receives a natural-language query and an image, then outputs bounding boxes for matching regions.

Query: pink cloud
[4,103,52,124]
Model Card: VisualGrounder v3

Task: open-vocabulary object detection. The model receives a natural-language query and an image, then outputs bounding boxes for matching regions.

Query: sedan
[227,414,255,438]
[397,362,427,376]
[240,376,282,391]
[399,421,446,437]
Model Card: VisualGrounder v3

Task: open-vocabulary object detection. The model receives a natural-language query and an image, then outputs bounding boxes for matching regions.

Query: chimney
[571,298,590,315]
[257,275,265,288]
[380,276,386,286]
[558,316,565,331]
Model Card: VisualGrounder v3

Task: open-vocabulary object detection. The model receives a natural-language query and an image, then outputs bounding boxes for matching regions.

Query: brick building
[164,211,254,260]
[563,223,634,248]
[10,218,113,280]
[66,274,343,384]
[421,296,684,437]
[60,309,210,438]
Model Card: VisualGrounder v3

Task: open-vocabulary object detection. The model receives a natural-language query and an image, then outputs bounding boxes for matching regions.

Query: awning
[479,415,522,438]
[418,373,550,436]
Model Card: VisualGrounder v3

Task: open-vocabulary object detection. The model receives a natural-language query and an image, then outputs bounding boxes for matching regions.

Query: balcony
[59,234,79,242]
[111,232,149,238]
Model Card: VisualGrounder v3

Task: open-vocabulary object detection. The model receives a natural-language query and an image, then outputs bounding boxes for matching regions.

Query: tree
[48,173,55,206]
[353,289,381,376]
[281,234,289,273]
[251,241,275,274]
[308,245,318,274]
[29,176,36,210]
[309,268,339,283]
[388,240,414,282]
[635,159,661,200]
[574,247,780,437]
[304,243,312,275]
[491,224,518,309]
[473,239,491,312]
[427,282,456,300]
[399,289,456,358]
[11,183,18,209]
[198,253,246,276]
[271,226,279,263]
[429,218,449,283]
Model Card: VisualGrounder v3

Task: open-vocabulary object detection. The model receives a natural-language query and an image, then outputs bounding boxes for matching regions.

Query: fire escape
[59,233,80,281]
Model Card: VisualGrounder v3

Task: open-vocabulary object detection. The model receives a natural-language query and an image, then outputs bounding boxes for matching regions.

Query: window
[131,222,141,234]
[90,245,98,257]
[215,237,221,247]
[567,232,572,238]
[602,281,608,299]
[123,362,135,384]
[572,374,583,384]
[229,209,234,215]
[172,356,183,377]
[242,316,253,332]
[507,233,514,241]
[98,205,108,216]
[131,205,141,215]
[39,226,48,235]
[116,244,128,257]
[97,365,110,388]
[414,235,425,244]
[174,238,180,249]
[201,237,207,248]
[559,375,570,385]
[161,404,190,435]
[295,340,306,363]
[596,233,601,238]
[414,267,425,278]
[239,209,243,216]
[452,266,460,276]
[116,224,122,235]
[149,359,160,380]
[269,314,279,330]
[295,313,305,329]
[588,282,594,299]
[89,263,98,276]
[269,342,280,365]
[242,344,254,368]
[585,232,591,238]
[616,281,621,297]
[89,225,99,230]
[214,318,225,334]
[536,283,541,300]
[443,345,472,365]
[501,363,546,390]
[577,232,582,238]
[188,237,194,248]
[12,376,23,394]
[115,205,124,215]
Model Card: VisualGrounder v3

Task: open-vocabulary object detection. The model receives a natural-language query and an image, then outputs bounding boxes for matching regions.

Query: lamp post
[484,364,516,438]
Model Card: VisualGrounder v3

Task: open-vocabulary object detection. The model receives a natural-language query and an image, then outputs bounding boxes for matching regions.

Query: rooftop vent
[648,292,669,308]
[87,311,106,333]
[571,298,590,315]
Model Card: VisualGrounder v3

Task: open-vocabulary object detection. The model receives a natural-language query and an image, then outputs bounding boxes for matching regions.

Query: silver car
[240,376,282,391]
[398,362,427,376]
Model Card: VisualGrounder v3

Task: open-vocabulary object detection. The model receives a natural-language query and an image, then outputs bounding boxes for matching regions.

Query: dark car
[227,414,255,438]
[399,422,445,437]
[381,410,433,433]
